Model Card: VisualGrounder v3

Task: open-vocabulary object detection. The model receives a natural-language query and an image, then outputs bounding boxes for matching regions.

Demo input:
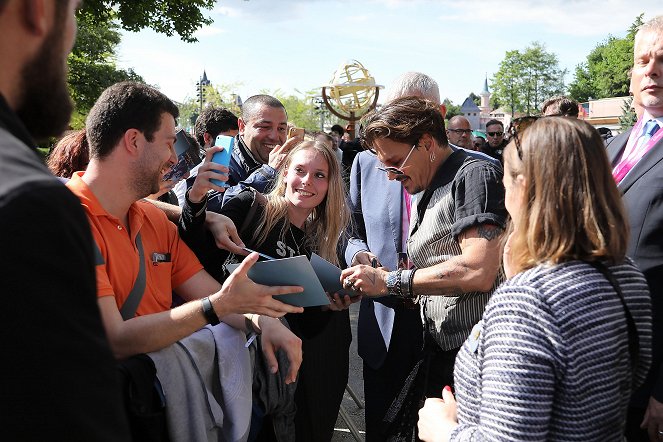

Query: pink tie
[613,121,661,183]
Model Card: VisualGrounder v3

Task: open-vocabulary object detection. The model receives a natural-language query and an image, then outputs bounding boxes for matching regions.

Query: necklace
[288,225,306,256]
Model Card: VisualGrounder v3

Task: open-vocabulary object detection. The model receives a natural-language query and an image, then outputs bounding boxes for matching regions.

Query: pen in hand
[242,247,276,261]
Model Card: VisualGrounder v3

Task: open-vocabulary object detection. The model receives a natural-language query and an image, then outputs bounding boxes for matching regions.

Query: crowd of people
[2,1,663,441]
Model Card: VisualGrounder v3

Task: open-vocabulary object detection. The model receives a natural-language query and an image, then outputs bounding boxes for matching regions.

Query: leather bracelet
[406,268,417,299]
[201,297,220,326]
[400,269,416,299]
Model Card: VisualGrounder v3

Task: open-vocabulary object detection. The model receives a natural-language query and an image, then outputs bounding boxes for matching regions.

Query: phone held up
[287,126,305,140]
[210,135,234,187]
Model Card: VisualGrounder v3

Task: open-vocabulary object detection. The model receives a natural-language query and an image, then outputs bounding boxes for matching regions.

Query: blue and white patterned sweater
[451,260,652,441]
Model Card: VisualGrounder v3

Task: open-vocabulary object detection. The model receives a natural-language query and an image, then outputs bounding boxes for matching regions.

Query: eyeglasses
[486,131,504,137]
[448,129,472,135]
[507,116,540,159]
[375,143,417,177]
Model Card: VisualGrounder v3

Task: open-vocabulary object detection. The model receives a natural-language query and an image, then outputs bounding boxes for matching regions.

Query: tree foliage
[469,92,481,106]
[177,86,342,133]
[177,82,244,131]
[619,96,638,131]
[443,99,461,120]
[268,89,341,131]
[568,14,644,102]
[491,42,566,116]
[67,12,143,128]
[80,0,215,43]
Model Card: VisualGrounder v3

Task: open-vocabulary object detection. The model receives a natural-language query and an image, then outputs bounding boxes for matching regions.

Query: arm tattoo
[477,224,504,241]
[436,262,468,280]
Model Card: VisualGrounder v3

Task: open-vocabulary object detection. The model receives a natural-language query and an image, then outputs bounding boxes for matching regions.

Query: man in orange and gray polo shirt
[66,81,304,383]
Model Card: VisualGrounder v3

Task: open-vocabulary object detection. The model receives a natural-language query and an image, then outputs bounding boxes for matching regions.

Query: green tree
[177,82,244,132]
[80,0,215,43]
[492,43,566,116]
[67,12,143,128]
[619,96,638,131]
[492,49,525,116]
[269,89,329,131]
[568,14,644,102]
[443,99,461,120]
[469,92,481,106]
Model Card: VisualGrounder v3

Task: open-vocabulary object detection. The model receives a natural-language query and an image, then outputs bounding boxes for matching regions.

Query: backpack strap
[93,232,147,320]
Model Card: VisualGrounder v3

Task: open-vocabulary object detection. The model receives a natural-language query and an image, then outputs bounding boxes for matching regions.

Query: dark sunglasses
[507,116,540,159]
[486,131,504,137]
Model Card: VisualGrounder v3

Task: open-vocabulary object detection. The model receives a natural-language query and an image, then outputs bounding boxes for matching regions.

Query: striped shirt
[408,151,506,350]
[451,260,652,441]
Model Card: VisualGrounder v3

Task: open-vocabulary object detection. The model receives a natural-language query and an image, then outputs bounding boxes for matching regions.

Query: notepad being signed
[225,256,330,307]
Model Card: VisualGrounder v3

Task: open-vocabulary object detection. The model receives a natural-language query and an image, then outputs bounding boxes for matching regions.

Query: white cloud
[193,26,227,38]
[436,0,659,38]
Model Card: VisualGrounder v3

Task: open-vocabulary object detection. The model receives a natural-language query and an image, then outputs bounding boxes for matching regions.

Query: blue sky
[116,0,662,107]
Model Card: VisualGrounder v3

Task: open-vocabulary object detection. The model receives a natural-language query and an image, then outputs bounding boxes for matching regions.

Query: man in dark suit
[606,15,663,442]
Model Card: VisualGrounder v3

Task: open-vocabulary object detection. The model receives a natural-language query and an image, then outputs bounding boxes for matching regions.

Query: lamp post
[196,70,211,114]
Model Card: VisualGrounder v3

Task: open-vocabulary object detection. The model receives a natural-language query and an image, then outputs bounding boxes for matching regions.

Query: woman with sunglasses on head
[180,139,355,441]
[418,117,653,442]
[340,96,507,438]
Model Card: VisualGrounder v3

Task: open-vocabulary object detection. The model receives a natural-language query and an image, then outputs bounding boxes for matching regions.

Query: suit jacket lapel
[607,129,631,166]
[619,137,663,194]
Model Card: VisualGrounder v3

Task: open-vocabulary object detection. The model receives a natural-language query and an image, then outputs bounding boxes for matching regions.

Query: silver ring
[659,430,663,435]
[344,277,355,289]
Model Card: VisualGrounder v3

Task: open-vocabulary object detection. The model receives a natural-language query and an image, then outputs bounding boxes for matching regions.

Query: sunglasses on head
[508,116,540,159]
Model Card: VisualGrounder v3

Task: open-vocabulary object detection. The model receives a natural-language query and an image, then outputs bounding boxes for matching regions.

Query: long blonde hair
[252,140,349,265]
[506,117,628,273]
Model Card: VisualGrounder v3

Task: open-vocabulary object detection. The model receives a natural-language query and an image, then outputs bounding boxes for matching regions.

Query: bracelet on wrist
[402,268,417,299]
[386,269,403,297]
[201,296,220,326]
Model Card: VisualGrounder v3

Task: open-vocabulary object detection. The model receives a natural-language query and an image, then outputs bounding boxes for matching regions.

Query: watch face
[386,270,400,296]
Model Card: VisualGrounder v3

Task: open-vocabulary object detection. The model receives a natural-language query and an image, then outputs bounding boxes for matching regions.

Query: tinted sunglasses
[448,129,472,135]
[486,131,504,137]
[375,143,417,177]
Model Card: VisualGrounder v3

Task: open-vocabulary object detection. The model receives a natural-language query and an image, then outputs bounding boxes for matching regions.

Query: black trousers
[422,338,460,399]
[362,318,422,441]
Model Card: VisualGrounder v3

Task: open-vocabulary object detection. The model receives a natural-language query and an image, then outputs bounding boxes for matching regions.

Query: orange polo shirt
[67,173,203,316]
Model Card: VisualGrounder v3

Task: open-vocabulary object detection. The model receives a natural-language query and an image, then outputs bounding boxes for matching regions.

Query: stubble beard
[15,23,74,142]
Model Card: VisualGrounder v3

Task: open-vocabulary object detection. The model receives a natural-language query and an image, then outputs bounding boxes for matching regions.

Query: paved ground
[332,302,366,441]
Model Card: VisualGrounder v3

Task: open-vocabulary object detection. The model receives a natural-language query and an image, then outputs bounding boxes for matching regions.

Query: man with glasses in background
[446,115,473,149]
[483,119,507,163]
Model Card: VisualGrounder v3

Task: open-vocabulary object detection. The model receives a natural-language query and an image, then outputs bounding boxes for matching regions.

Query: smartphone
[210,135,234,187]
[287,127,305,140]
[163,129,201,182]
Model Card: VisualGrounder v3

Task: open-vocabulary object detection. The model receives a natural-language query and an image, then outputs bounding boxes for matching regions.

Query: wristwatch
[386,269,402,297]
